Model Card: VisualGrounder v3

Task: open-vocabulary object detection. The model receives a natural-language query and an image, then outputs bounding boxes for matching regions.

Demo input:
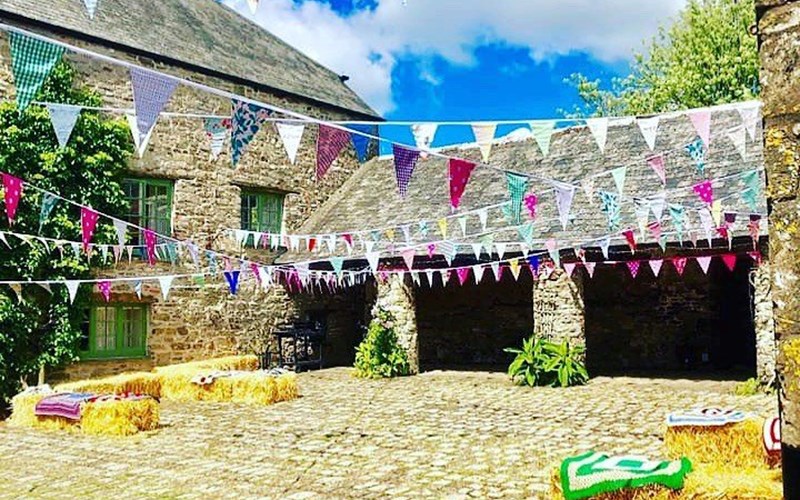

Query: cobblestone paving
[0,368,775,499]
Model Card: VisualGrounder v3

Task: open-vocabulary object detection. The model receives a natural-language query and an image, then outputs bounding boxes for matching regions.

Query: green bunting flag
[530,120,555,157]
[505,172,528,224]
[9,33,65,112]
[598,191,621,231]
[741,170,761,211]
[38,192,58,234]
[669,204,686,242]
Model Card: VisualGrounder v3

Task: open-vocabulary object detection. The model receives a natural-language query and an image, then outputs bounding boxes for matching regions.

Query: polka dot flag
[80,207,99,253]
[2,173,23,225]
[693,180,713,205]
[448,158,476,210]
[97,280,111,302]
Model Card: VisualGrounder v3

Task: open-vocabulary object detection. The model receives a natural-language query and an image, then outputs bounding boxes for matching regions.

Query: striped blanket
[666,407,746,427]
[35,392,95,421]
[560,452,692,500]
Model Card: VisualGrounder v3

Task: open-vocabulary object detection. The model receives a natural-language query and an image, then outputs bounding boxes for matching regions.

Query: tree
[0,62,132,411]
[565,0,758,117]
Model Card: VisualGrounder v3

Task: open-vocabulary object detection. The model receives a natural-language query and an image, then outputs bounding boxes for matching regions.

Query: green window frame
[121,178,173,246]
[240,190,284,234]
[80,304,149,360]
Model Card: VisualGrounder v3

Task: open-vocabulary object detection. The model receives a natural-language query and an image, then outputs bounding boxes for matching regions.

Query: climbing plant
[354,305,410,379]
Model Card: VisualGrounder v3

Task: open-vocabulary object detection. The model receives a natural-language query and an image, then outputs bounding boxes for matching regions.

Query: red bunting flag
[342,233,353,249]
[722,254,737,272]
[2,173,23,225]
[308,237,317,252]
[143,228,157,265]
[693,180,713,205]
[456,267,470,285]
[449,159,476,210]
[80,207,99,253]
[672,257,688,276]
[97,280,111,302]
[626,260,640,278]
[622,229,636,253]
[316,125,351,179]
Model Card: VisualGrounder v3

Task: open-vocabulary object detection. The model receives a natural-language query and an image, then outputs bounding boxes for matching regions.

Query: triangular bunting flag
[437,218,448,239]
[471,123,496,162]
[584,262,596,278]
[581,177,596,202]
[329,257,345,279]
[112,219,127,247]
[133,280,143,300]
[696,256,712,274]
[276,122,304,164]
[231,100,271,167]
[411,123,437,152]
[393,145,421,197]
[473,265,485,284]
[599,237,611,260]
[611,166,627,195]
[688,110,711,147]
[130,67,178,145]
[647,154,666,185]
[491,262,502,282]
[247,0,259,14]
[9,33,65,112]
[509,259,521,280]
[722,254,737,272]
[46,104,81,148]
[316,124,352,178]
[401,248,415,271]
[347,124,373,163]
[672,257,688,276]
[649,259,663,277]
[693,180,713,205]
[471,243,483,260]
[495,242,507,260]
[203,117,231,160]
[727,126,747,160]
[449,159,476,211]
[545,238,560,267]
[83,0,98,18]
[530,120,555,157]
[477,208,488,231]
[365,252,380,274]
[143,229,157,265]
[97,281,111,302]
[38,193,58,234]
[650,193,667,221]
[586,117,609,153]
[125,112,154,157]
[2,174,23,226]
[626,261,640,279]
[684,136,706,175]
[524,193,537,220]
[738,103,760,140]
[80,207,99,253]
[553,181,576,230]
[564,262,576,277]
[458,216,468,236]
[622,229,636,253]
[223,271,240,295]
[456,267,471,286]
[637,116,659,150]
[65,280,80,304]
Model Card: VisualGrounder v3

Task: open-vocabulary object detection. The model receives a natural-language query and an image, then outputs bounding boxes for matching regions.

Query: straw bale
[160,371,298,404]
[664,419,770,468]
[56,372,162,399]
[81,398,159,436]
[8,392,76,431]
[154,355,259,375]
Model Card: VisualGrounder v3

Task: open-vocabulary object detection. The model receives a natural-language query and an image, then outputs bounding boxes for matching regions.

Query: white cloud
[229,0,686,114]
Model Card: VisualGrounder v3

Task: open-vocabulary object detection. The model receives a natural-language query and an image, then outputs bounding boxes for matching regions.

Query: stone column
[375,274,419,374]
[753,263,777,384]
[532,268,585,350]
[757,0,800,490]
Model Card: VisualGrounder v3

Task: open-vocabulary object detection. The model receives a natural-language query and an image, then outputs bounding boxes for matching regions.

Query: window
[80,304,148,359]
[122,178,173,245]
[240,190,284,234]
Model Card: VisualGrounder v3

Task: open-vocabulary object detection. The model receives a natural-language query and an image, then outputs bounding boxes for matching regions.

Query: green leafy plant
[504,335,589,388]
[354,306,410,379]
[0,61,132,413]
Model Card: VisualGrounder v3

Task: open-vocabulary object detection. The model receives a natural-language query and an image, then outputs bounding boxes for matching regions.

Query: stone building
[0,0,379,379]
[286,105,777,381]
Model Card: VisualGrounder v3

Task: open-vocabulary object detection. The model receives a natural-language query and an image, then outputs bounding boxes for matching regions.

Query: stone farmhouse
[0,0,776,384]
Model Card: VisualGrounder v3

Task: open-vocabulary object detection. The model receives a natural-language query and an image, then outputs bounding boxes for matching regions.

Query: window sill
[78,354,151,362]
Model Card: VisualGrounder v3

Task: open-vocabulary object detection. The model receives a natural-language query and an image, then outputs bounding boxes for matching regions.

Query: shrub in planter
[504,335,588,388]
[353,306,410,379]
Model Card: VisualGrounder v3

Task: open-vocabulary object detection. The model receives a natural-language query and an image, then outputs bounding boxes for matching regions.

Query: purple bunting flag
[392,145,421,197]
[130,68,178,145]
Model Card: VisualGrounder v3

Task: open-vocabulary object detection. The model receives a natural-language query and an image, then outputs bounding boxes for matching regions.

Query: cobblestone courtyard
[0,368,775,499]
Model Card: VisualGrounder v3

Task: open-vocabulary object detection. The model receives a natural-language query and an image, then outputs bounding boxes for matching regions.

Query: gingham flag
[392,145,421,197]
[46,104,81,148]
[316,125,351,179]
[9,33,65,112]
[130,67,178,145]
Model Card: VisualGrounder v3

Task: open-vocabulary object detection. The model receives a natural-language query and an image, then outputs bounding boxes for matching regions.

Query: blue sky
[228,0,686,148]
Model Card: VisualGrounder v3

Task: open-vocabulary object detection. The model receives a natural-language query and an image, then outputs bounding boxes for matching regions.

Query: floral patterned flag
[393,145,421,197]
[672,257,688,276]
[80,207,99,253]
[456,267,471,286]
[598,191,621,232]
[231,100,271,167]
[97,280,111,302]
[9,33,65,112]
[203,117,231,160]
[143,229,157,266]
[693,180,713,205]
[130,68,178,145]
[316,124,351,178]
[2,173,23,225]
[524,193,537,220]
[449,158,476,211]
[684,136,706,175]
[38,192,58,234]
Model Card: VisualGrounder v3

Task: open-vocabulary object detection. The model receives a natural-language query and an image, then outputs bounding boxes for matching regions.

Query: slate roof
[0,0,378,117]
[282,102,765,264]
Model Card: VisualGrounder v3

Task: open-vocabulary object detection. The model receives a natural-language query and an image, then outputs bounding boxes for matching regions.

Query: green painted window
[122,178,173,245]
[80,304,148,359]
[240,190,284,233]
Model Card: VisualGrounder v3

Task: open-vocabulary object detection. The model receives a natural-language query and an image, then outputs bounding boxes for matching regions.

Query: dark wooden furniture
[274,321,326,372]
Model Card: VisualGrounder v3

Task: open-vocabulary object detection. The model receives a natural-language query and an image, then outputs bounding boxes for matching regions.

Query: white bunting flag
[727,125,747,160]
[401,224,412,243]
[364,240,375,253]
[477,208,488,231]
[696,256,712,274]
[586,117,609,153]
[65,280,80,304]
[737,103,760,140]
[158,276,175,301]
[83,0,98,18]
[471,243,483,260]
[471,123,497,162]
[649,259,663,277]
[611,166,627,195]
[637,116,660,150]
[599,237,611,260]
[411,123,438,152]
[650,193,667,221]
[233,229,247,247]
[125,113,155,158]
[530,120,555,157]
[634,198,650,238]
[584,262,596,278]
[698,208,714,245]
[365,252,380,274]
[276,122,305,164]
[410,271,420,287]
[325,234,337,254]
[494,243,507,260]
[473,265,485,284]
[247,0,259,14]
[112,219,127,247]
[553,181,576,230]
[425,269,436,287]
[581,177,596,202]
[545,239,560,267]
[46,104,81,148]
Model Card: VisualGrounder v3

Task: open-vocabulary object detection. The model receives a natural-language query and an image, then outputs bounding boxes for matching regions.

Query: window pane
[241,191,283,233]
[79,309,90,352]
[122,179,172,248]
[122,307,144,349]
[95,306,116,352]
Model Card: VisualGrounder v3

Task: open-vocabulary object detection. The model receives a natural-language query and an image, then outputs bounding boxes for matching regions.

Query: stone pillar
[532,269,585,349]
[753,263,777,384]
[757,0,800,490]
[375,274,419,374]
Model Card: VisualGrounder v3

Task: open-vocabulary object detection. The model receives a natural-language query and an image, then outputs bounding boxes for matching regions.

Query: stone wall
[375,275,419,374]
[415,273,532,367]
[533,268,585,348]
[753,262,777,383]
[0,22,372,378]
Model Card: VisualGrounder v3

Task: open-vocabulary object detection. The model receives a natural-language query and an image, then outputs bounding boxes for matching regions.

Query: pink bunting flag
[647,154,666,185]
[524,193,537,219]
[747,219,760,249]
[688,110,711,147]
[427,243,436,258]
[622,229,636,254]
[722,254,737,272]
[316,125,351,179]
[563,262,576,277]
[449,158,476,210]
[647,220,662,242]
[626,260,640,279]
[342,233,353,249]
[97,280,111,302]
[456,267,470,286]
[693,180,713,205]
[649,259,663,277]
[2,173,23,225]
[393,145,421,197]
[143,228,157,266]
[672,257,688,276]
[401,248,416,271]
[583,262,596,278]
[696,255,712,274]
[80,207,99,253]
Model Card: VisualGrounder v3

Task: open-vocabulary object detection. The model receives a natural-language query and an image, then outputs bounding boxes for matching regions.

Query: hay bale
[159,372,234,402]
[154,355,259,375]
[56,372,162,399]
[80,398,159,436]
[159,370,299,404]
[7,391,77,431]
[664,419,769,468]
[549,463,782,499]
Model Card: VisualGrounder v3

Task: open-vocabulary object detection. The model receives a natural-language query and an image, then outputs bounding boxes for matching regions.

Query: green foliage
[0,62,132,410]
[354,306,410,379]
[733,377,774,396]
[504,335,589,388]
[565,0,758,117]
